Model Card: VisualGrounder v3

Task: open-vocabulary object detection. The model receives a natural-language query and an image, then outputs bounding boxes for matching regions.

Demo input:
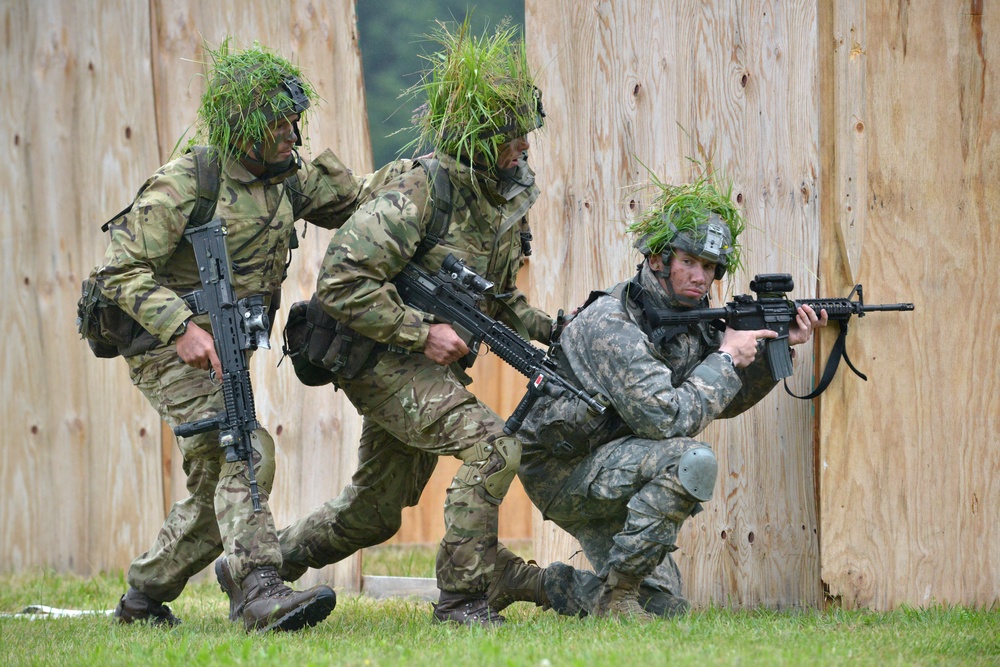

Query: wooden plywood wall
[818,0,1000,609]
[525,0,823,609]
[0,0,373,592]
[2,0,167,576]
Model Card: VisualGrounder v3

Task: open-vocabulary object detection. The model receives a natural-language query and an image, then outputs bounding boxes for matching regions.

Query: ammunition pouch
[282,294,377,387]
[76,275,159,358]
[531,392,626,461]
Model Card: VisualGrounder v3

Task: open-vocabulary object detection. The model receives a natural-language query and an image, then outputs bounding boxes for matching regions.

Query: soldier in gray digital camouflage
[248,19,553,627]
[94,40,366,632]
[489,172,829,621]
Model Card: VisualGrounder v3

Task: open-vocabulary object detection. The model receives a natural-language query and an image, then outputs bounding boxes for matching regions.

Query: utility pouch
[282,299,336,387]
[282,294,378,386]
[532,393,625,460]
[76,275,159,358]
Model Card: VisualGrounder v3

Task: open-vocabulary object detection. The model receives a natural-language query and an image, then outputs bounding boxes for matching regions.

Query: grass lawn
[1,544,996,667]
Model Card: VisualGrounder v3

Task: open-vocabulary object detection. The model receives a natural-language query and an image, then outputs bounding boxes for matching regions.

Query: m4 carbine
[647,273,914,399]
[393,254,606,434]
[173,218,270,512]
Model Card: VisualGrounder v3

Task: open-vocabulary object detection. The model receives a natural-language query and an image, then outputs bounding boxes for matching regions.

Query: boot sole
[256,589,337,633]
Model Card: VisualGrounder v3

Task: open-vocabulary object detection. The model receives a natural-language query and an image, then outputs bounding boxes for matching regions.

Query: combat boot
[113,587,181,627]
[214,556,243,623]
[591,570,656,622]
[638,586,692,618]
[486,547,549,613]
[433,591,504,627]
[240,566,336,633]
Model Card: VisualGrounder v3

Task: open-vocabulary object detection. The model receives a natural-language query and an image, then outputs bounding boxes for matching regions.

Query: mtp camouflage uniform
[518,263,777,615]
[96,149,362,602]
[276,154,552,595]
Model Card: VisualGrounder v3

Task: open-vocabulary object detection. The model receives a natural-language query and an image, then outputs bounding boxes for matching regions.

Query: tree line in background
[356,1,524,166]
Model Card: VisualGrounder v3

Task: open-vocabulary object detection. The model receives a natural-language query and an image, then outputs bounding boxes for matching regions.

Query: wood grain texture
[819,0,1000,609]
[0,0,165,574]
[526,0,822,608]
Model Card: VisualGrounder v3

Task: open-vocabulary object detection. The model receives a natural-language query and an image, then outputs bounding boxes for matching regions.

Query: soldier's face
[650,249,716,305]
[257,113,300,164]
[496,135,530,169]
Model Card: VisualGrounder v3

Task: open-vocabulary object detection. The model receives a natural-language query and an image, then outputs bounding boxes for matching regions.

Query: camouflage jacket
[96,149,363,344]
[518,263,777,457]
[315,153,552,353]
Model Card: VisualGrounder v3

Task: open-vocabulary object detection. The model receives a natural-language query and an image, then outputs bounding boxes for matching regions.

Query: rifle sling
[784,320,867,399]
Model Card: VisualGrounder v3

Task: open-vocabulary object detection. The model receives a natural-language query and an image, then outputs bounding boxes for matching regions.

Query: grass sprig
[192,37,318,162]
[629,163,746,275]
[402,15,540,167]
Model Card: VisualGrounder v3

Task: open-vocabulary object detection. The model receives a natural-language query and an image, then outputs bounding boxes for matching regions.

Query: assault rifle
[647,273,914,399]
[393,254,606,435]
[173,218,270,512]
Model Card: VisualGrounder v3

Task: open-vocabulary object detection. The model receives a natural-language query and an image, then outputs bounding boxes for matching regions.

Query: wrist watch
[718,350,735,368]
[171,318,190,342]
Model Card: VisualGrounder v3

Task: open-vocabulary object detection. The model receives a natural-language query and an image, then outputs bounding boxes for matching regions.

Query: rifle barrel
[861,303,915,312]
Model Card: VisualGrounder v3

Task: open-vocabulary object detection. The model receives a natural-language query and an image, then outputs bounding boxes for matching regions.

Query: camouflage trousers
[124,344,281,602]
[277,351,518,594]
[521,434,708,615]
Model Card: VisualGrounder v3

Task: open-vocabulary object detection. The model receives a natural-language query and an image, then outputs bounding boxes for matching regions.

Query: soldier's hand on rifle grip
[423,322,470,366]
[788,304,829,346]
[720,328,778,368]
[176,321,223,378]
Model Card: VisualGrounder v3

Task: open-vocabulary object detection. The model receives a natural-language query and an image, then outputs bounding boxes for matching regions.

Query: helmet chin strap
[242,145,302,184]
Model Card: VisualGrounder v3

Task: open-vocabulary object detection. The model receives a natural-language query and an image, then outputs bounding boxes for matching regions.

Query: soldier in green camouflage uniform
[505,177,828,621]
[96,42,364,631]
[272,21,552,627]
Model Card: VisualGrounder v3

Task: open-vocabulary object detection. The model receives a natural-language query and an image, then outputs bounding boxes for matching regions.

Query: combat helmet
[408,17,544,170]
[194,38,318,174]
[629,168,745,280]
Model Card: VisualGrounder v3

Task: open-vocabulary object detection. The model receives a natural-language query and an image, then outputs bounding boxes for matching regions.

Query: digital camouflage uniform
[518,263,777,616]
[97,149,362,602]
[276,154,552,595]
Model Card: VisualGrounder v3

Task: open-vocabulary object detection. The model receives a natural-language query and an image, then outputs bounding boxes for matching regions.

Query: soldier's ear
[648,254,664,272]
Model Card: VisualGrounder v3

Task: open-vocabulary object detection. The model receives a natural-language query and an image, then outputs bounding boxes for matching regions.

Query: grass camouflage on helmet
[405,16,543,168]
[194,38,318,163]
[628,165,745,278]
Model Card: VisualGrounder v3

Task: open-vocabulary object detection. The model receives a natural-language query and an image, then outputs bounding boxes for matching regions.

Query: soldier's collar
[224,157,260,184]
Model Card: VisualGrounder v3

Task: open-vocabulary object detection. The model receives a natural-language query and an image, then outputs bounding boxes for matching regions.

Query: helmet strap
[241,145,302,184]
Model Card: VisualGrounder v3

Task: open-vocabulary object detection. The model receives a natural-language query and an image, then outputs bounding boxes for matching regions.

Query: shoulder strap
[412,157,453,264]
[284,173,307,219]
[189,146,221,228]
[102,147,222,234]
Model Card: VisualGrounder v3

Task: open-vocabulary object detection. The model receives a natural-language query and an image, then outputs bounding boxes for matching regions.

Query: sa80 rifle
[173,218,271,512]
[647,273,915,399]
[393,254,606,434]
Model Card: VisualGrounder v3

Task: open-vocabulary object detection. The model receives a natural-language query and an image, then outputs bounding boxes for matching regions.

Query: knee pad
[456,436,522,501]
[676,447,717,502]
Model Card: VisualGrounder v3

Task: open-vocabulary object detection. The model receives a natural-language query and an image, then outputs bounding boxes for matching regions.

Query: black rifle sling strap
[190,146,222,227]
[784,320,867,400]
[412,157,453,264]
